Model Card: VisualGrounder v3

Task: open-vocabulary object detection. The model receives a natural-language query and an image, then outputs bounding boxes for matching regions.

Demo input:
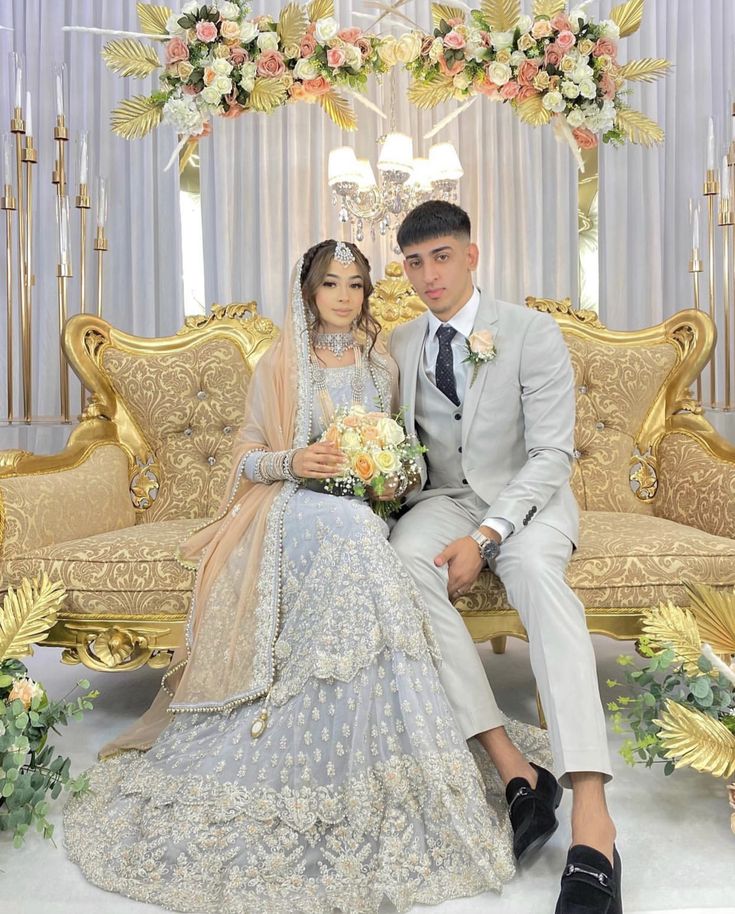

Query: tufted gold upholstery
[1,274,734,672]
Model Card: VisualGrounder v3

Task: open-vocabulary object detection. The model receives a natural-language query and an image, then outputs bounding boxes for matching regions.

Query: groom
[389,201,620,913]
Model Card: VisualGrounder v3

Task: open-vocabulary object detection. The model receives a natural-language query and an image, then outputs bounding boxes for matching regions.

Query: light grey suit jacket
[389,294,580,546]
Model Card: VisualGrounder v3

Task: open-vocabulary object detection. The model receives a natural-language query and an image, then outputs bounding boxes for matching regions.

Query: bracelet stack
[253,449,300,484]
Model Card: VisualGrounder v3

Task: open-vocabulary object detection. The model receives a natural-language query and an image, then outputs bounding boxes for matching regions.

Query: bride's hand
[293,442,346,479]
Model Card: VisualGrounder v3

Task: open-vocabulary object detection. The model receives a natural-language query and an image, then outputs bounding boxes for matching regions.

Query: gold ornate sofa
[2,267,735,673]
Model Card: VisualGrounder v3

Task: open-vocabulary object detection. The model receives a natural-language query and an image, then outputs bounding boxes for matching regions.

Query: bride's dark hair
[300,240,382,358]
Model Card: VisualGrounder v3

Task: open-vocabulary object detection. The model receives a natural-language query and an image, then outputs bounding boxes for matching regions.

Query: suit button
[458,446,462,453]
[454,413,461,420]
[462,478,468,485]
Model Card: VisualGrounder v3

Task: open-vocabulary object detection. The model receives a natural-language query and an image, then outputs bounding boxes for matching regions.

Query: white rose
[376,417,405,446]
[165,13,186,36]
[428,36,444,63]
[293,57,319,80]
[510,50,527,67]
[340,429,362,451]
[566,108,585,128]
[542,90,566,113]
[213,75,232,94]
[344,44,363,70]
[162,94,206,134]
[517,14,533,33]
[599,19,620,39]
[212,57,233,76]
[314,16,339,43]
[257,31,279,51]
[492,30,514,50]
[569,7,589,25]
[240,76,255,93]
[375,449,400,474]
[561,79,580,99]
[201,85,223,106]
[453,71,472,91]
[487,61,512,86]
[217,1,240,20]
[578,78,597,99]
[181,0,198,13]
[571,62,593,83]
[239,20,258,43]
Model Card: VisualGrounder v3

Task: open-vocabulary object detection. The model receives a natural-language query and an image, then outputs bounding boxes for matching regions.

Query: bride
[64,240,550,914]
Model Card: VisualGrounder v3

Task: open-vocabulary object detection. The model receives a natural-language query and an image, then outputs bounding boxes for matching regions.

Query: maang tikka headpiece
[334,241,356,266]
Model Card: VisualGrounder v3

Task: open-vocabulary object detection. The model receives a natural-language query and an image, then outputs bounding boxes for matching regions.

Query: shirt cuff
[480,516,514,543]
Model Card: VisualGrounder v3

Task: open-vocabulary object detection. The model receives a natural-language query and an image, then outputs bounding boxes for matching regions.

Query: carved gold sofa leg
[56,620,178,672]
[490,636,507,655]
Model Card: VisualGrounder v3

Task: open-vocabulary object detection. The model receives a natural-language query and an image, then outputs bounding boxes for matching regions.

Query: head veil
[100,257,315,755]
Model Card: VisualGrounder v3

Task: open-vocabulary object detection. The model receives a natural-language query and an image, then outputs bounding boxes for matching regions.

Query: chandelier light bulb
[328,146,360,186]
[429,142,464,181]
[377,133,414,175]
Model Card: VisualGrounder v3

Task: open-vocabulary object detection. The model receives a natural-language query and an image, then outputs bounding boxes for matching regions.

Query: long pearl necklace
[310,344,364,425]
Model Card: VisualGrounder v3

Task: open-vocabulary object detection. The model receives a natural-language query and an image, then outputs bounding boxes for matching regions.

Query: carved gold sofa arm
[655,415,735,539]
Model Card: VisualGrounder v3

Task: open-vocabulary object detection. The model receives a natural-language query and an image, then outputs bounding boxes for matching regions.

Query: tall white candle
[96,176,107,229]
[25,91,32,138]
[78,131,88,185]
[12,53,23,110]
[2,133,12,187]
[55,67,65,118]
[693,203,700,251]
[58,195,71,265]
[707,117,716,171]
[722,154,731,202]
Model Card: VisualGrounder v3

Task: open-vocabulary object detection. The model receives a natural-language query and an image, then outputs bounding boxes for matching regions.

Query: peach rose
[324,424,341,445]
[517,85,541,101]
[550,13,572,32]
[500,80,520,99]
[438,54,465,77]
[444,30,466,50]
[518,33,536,52]
[8,677,43,709]
[593,37,617,59]
[303,76,332,96]
[544,43,563,67]
[353,451,376,482]
[229,46,249,65]
[203,65,217,85]
[355,37,373,58]
[256,49,286,77]
[475,77,501,99]
[517,59,541,87]
[338,27,363,44]
[573,126,598,149]
[600,72,617,100]
[222,98,246,118]
[300,33,317,57]
[289,82,316,102]
[195,20,218,43]
[165,37,190,65]
[362,425,380,443]
[327,47,346,68]
[556,30,576,52]
[531,19,553,39]
[220,20,241,43]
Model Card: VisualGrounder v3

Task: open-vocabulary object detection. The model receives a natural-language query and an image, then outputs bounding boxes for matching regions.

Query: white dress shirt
[422,287,514,543]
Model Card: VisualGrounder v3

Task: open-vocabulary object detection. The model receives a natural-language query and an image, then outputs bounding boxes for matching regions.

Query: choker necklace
[313,331,355,359]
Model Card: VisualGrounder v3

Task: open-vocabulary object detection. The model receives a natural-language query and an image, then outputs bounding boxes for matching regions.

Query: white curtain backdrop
[0,0,184,453]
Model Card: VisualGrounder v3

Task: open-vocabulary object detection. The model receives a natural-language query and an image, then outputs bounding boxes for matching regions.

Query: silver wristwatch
[470,530,500,564]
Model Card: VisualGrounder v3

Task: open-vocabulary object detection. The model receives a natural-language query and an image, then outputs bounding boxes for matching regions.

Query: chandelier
[327,135,464,250]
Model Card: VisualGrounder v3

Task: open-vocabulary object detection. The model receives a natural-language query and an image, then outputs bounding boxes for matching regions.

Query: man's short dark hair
[396,200,471,251]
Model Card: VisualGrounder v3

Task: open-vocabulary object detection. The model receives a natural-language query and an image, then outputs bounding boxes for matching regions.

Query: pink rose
[446,16,464,27]
[438,54,465,77]
[517,59,540,87]
[593,37,617,59]
[550,13,572,32]
[302,76,332,96]
[531,20,553,39]
[572,126,598,149]
[195,20,218,43]
[555,30,576,52]
[229,46,249,66]
[337,27,363,44]
[327,47,346,68]
[165,36,190,65]
[475,77,501,99]
[600,72,617,101]
[544,43,563,67]
[444,30,466,50]
[500,80,520,99]
[517,86,541,101]
[300,34,317,57]
[355,37,373,58]
[256,49,286,77]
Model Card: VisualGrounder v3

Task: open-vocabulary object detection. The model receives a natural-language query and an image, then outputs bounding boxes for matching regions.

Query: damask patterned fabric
[0,444,135,561]
[0,518,198,615]
[563,335,678,513]
[656,432,735,539]
[102,338,250,523]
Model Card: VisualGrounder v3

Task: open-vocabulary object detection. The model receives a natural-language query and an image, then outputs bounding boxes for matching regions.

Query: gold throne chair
[2,265,735,672]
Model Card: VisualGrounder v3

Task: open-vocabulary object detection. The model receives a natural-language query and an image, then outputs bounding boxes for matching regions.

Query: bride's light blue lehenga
[63,364,550,914]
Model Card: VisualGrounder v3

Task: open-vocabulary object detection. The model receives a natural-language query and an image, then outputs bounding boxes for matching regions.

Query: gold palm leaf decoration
[318,90,358,131]
[480,0,521,31]
[246,77,290,114]
[641,601,703,677]
[432,4,466,26]
[0,574,67,661]
[307,0,334,21]
[408,73,459,109]
[102,39,162,79]
[110,94,165,139]
[533,0,566,18]
[136,2,173,39]
[654,700,735,779]
[517,92,551,126]
[610,0,646,38]
[618,58,672,83]
[278,3,308,49]
[685,583,735,655]
[615,108,665,147]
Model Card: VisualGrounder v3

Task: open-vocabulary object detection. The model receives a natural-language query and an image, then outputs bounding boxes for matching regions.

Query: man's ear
[467,242,479,271]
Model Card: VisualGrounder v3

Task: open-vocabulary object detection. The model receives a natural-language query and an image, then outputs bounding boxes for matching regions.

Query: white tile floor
[2,636,733,914]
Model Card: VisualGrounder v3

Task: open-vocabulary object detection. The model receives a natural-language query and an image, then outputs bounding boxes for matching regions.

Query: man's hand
[434,528,501,601]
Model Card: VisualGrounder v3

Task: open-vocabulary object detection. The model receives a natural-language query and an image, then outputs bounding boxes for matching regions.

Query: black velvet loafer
[505,762,563,864]
[555,844,622,914]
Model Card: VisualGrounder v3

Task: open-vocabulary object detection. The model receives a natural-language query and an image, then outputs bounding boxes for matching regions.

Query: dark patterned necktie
[435,324,459,406]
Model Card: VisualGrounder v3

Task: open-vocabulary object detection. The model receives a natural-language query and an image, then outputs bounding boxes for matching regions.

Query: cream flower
[468,329,495,357]
[217,1,240,20]
[257,31,279,51]
[315,16,339,43]
[566,107,585,128]
[492,30,514,50]
[201,85,223,106]
[340,429,362,451]
[165,13,187,37]
[578,78,597,99]
[239,20,258,44]
[542,89,566,113]
[212,57,233,76]
[487,61,512,86]
[517,14,533,33]
[561,79,580,99]
[8,677,44,710]
[598,19,620,39]
[343,44,363,69]
[376,417,405,446]
[395,31,422,63]
[375,449,399,474]
[428,36,444,63]
[294,57,320,80]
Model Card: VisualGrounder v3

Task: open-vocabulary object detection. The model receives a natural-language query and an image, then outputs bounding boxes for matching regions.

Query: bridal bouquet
[318,405,425,518]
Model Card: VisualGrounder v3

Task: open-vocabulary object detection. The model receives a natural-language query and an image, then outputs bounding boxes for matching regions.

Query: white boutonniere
[463,330,497,386]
